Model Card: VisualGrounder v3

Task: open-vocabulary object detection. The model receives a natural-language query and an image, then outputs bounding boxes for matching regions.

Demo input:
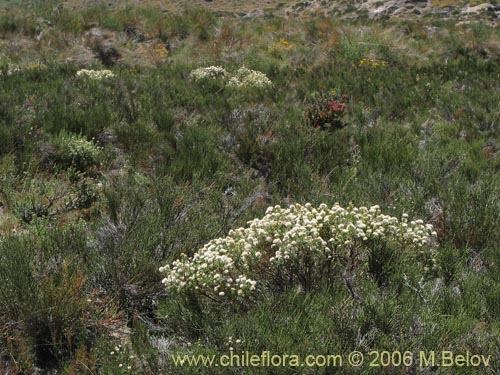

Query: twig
[342,271,363,304]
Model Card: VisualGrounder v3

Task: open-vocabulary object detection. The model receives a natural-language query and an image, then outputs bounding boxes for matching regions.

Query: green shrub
[13,176,68,224]
[0,222,98,371]
[162,121,229,182]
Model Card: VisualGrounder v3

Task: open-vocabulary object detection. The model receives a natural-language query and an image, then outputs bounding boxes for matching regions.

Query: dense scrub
[1,3,500,374]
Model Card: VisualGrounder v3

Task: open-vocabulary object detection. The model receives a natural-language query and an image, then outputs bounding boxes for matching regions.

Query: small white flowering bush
[189,66,228,81]
[1,61,48,77]
[227,66,273,89]
[53,132,102,172]
[76,69,115,80]
[3,63,21,77]
[160,203,438,300]
[106,343,136,374]
[189,65,272,90]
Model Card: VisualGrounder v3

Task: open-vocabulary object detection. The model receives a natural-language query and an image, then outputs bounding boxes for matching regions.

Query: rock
[423,25,439,34]
[84,27,108,46]
[64,45,96,67]
[38,142,56,169]
[124,25,145,42]
[482,140,498,158]
[87,27,105,38]
[461,3,491,15]
[243,181,272,210]
[36,29,49,42]
[275,0,500,22]
[83,27,121,66]
[467,251,485,273]
[94,41,121,66]
[283,7,294,17]
[431,278,444,295]
[97,132,118,145]
[243,8,265,18]
[35,17,52,26]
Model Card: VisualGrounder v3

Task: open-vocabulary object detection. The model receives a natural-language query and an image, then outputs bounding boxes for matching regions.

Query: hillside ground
[1,2,500,374]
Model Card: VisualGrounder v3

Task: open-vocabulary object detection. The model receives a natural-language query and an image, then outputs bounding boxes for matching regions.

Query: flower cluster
[189,66,227,81]
[278,38,293,49]
[269,37,294,55]
[76,69,115,80]
[160,203,437,300]
[228,66,273,89]
[226,336,244,352]
[305,90,349,130]
[154,44,169,60]
[358,57,387,68]
[109,343,136,373]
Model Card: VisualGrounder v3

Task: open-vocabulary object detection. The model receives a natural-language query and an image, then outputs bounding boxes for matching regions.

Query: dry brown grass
[64,0,289,13]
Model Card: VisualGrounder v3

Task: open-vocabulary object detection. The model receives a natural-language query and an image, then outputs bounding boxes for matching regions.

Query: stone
[124,25,145,42]
[94,41,121,66]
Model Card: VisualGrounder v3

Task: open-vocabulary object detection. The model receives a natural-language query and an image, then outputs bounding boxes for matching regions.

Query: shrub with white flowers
[3,63,21,76]
[189,66,228,81]
[189,65,272,90]
[1,61,47,77]
[227,66,272,89]
[53,132,102,172]
[160,203,438,300]
[76,69,115,80]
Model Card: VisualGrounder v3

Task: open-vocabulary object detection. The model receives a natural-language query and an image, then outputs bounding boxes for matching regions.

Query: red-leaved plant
[305,91,349,130]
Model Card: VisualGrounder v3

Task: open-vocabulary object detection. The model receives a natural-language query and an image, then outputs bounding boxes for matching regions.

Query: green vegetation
[1,2,500,374]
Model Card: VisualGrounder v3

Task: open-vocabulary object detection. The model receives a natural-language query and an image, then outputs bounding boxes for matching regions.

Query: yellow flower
[278,38,293,49]
[358,57,387,68]
[155,45,169,59]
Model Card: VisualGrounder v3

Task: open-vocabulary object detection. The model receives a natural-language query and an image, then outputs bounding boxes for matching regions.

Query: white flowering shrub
[76,69,115,80]
[160,203,438,300]
[106,343,136,374]
[189,65,272,90]
[4,63,21,77]
[53,132,102,172]
[227,66,272,89]
[189,66,228,81]
[1,62,48,77]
